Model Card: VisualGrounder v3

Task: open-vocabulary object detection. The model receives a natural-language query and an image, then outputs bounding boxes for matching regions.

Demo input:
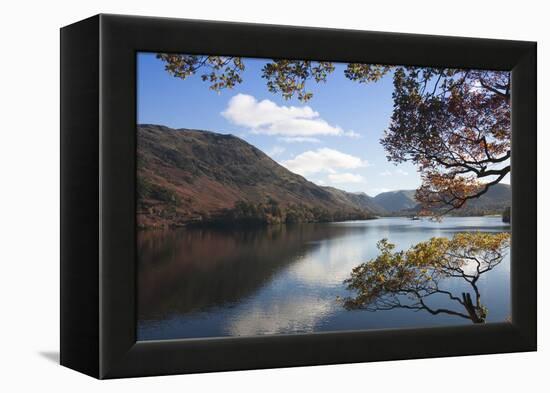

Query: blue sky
[137,52,422,196]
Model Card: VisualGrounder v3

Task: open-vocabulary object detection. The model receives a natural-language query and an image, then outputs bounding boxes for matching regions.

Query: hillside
[137,125,378,228]
[463,183,512,211]
[373,190,417,212]
[321,188,387,215]
[374,184,511,215]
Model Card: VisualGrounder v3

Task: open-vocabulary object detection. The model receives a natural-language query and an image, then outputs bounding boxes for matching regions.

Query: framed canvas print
[60,14,537,379]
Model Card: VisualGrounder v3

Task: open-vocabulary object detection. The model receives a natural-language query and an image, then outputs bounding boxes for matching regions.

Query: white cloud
[222,94,357,138]
[327,173,365,184]
[343,130,361,138]
[380,169,408,176]
[281,148,368,177]
[266,145,285,158]
[278,136,321,143]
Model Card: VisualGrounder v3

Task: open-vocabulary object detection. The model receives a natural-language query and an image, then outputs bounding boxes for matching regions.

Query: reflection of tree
[342,232,510,323]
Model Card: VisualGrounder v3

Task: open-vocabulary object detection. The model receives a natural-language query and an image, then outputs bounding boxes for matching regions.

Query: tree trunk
[462,292,484,323]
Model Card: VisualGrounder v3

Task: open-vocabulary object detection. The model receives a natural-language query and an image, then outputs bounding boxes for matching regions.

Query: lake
[137,216,511,341]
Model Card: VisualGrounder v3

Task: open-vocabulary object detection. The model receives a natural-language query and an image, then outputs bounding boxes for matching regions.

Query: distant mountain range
[373,190,417,213]
[137,125,511,228]
[373,185,511,215]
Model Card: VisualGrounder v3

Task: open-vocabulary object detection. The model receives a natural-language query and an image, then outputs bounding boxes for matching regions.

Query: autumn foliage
[382,68,510,214]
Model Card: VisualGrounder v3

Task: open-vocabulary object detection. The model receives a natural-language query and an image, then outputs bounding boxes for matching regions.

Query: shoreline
[137,214,510,231]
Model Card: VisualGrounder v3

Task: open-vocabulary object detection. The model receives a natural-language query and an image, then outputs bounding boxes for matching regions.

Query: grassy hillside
[137,125,378,228]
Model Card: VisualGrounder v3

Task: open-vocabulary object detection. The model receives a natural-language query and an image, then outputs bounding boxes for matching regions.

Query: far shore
[137,214,510,231]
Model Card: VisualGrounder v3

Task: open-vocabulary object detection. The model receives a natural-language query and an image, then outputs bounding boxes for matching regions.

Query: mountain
[373,184,511,215]
[321,188,387,215]
[464,183,511,211]
[373,190,417,212]
[137,124,378,228]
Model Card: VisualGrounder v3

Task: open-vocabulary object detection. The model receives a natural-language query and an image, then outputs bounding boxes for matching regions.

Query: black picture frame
[60,14,537,379]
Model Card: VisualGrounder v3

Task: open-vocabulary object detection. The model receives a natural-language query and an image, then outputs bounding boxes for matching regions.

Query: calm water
[137,217,511,341]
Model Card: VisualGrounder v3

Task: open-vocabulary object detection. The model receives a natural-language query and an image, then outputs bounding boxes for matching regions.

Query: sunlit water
[137,217,510,341]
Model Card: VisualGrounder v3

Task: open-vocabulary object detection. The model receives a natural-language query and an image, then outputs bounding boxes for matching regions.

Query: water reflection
[138,217,510,340]
[138,223,369,319]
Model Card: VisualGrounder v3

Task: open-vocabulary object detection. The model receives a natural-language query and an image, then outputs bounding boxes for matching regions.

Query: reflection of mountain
[137,125,381,228]
[138,217,510,340]
[374,184,511,215]
[137,223,370,320]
